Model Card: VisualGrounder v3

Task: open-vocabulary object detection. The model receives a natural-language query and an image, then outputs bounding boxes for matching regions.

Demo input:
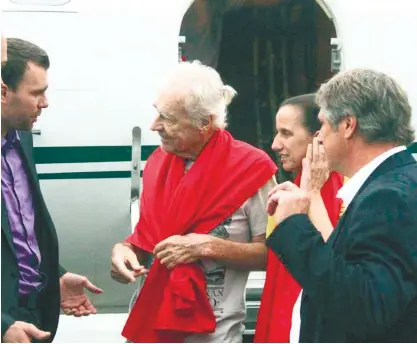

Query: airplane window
[10,0,70,5]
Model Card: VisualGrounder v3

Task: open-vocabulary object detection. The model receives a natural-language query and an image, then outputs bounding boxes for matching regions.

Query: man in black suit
[1,38,103,343]
[266,68,417,342]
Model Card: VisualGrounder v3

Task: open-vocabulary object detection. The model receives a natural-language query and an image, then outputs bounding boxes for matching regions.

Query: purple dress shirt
[1,131,43,295]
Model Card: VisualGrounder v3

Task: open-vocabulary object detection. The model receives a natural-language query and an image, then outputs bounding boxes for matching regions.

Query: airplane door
[321,0,417,138]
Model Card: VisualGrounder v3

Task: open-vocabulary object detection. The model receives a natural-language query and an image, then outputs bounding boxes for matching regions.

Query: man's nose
[39,95,48,109]
[150,118,162,132]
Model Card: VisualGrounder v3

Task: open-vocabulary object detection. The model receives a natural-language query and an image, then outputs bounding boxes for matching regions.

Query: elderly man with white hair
[111,60,277,343]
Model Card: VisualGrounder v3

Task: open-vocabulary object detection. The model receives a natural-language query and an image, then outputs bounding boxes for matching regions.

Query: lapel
[1,192,17,256]
[329,150,416,248]
[17,131,40,189]
[327,199,353,248]
[407,142,417,154]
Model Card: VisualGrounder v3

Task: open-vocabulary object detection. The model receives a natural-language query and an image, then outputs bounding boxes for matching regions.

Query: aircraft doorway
[180,0,338,179]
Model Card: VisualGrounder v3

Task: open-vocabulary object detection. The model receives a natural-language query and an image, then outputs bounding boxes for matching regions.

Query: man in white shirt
[266,68,417,342]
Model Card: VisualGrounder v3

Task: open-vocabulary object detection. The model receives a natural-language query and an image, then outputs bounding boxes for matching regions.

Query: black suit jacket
[267,150,417,342]
[1,131,64,341]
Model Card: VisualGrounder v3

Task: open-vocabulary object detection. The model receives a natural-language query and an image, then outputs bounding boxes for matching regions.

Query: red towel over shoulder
[123,129,277,342]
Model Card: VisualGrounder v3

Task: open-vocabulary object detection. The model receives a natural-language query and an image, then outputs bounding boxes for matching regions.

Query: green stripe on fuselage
[34,145,159,164]
[34,142,417,180]
[38,171,137,180]
[35,145,157,180]
[34,142,416,165]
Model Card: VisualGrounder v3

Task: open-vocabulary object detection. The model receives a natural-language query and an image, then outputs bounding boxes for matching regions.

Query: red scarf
[122,129,277,343]
[254,171,344,343]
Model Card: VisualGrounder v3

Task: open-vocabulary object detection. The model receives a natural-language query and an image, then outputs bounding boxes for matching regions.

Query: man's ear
[343,115,358,140]
[200,115,215,134]
[1,82,7,105]
[208,114,214,126]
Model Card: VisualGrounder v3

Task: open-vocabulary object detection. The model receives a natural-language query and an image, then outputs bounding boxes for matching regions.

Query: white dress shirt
[337,145,406,210]
[289,145,406,343]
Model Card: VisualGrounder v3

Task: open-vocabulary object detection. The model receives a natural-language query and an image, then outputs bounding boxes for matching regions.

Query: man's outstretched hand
[60,272,103,317]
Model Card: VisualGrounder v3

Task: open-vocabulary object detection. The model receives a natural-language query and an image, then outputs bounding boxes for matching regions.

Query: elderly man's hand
[154,234,213,269]
[111,243,147,284]
[267,181,311,225]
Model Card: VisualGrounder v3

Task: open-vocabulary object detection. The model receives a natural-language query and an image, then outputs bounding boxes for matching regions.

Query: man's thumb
[25,324,51,340]
[84,278,104,294]
[127,255,142,271]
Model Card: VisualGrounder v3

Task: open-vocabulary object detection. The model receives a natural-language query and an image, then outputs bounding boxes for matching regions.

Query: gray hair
[316,68,415,145]
[162,60,237,129]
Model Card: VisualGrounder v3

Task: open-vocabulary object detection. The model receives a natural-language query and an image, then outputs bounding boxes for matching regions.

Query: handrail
[130,126,142,232]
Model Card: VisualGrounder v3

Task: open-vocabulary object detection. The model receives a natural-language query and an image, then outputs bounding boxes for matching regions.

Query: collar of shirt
[337,145,406,210]
[1,130,20,150]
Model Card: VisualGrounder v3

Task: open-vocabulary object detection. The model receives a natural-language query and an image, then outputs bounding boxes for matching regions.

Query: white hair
[161,60,237,129]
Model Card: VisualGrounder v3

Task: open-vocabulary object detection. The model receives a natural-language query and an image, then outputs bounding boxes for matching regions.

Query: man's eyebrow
[154,106,173,119]
[153,104,165,115]
[33,85,48,93]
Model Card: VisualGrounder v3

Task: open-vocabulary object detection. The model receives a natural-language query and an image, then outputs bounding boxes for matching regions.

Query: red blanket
[254,171,344,343]
[122,129,277,342]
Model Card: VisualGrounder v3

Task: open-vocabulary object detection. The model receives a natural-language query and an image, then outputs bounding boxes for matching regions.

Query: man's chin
[15,124,33,132]
[160,143,173,153]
